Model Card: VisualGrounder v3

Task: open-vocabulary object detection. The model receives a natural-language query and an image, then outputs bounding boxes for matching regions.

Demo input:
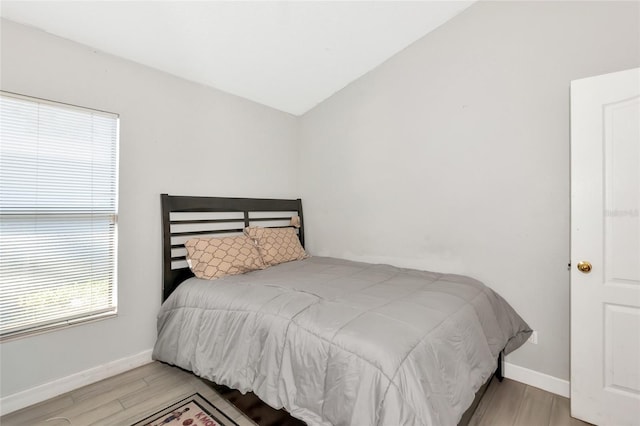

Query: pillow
[244,226,308,266]
[184,235,265,280]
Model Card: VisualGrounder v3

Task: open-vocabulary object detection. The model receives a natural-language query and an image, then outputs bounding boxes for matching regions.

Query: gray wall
[1,0,639,400]
[298,1,640,380]
[0,19,298,397]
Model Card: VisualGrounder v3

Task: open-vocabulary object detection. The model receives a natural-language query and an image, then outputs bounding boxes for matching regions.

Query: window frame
[0,91,120,341]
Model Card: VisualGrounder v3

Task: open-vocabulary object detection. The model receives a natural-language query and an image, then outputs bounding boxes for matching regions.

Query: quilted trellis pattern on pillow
[184,236,265,280]
[244,226,308,266]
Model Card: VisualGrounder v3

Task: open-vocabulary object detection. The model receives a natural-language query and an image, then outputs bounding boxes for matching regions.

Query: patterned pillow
[184,235,265,280]
[244,226,308,266]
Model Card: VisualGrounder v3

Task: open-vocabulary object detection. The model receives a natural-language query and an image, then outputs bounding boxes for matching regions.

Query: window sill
[0,311,118,343]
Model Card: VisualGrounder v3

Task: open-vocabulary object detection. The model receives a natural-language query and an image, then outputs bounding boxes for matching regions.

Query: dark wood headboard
[161,194,304,301]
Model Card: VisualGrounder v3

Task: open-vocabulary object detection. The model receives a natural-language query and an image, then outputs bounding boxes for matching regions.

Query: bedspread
[153,257,531,426]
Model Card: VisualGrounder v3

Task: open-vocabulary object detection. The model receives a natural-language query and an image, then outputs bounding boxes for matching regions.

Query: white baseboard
[504,361,570,398]
[0,349,153,416]
[0,352,568,416]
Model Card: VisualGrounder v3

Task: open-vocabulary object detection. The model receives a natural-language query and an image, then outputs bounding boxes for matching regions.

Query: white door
[571,67,640,425]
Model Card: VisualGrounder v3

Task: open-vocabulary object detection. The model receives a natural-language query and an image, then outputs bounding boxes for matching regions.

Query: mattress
[153,256,531,426]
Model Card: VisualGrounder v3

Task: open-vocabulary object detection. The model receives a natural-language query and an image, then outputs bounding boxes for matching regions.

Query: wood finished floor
[1,361,591,426]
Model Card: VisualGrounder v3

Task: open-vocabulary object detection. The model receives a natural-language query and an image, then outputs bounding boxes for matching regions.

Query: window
[0,92,119,340]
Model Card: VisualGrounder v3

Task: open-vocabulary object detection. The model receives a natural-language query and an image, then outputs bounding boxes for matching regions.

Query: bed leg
[496,351,504,382]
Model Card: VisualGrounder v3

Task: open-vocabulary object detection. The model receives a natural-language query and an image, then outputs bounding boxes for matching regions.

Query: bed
[152,194,532,426]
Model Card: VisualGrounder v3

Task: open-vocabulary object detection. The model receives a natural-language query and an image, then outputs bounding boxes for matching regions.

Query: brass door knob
[577,261,592,273]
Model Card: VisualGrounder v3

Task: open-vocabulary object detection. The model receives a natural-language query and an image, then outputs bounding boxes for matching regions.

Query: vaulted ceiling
[0,1,475,115]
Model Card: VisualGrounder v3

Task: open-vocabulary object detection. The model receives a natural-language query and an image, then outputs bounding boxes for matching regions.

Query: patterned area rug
[132,393,239,426]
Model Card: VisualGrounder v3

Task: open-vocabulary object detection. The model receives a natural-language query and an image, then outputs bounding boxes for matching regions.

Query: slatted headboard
[161,194,304,301]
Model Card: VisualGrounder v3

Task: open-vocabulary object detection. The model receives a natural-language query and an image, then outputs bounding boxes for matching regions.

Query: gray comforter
[153,257,531,426]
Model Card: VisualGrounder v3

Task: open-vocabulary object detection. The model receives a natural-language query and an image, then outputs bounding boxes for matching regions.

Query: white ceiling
[0,1,475,115]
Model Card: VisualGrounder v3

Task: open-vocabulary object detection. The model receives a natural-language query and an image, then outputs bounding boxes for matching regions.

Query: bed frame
[160,193,503,425]
[161,193,304,301]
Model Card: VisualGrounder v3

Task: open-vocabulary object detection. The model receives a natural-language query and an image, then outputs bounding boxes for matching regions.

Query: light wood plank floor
[468,376,591,426]
[1,361,591,426]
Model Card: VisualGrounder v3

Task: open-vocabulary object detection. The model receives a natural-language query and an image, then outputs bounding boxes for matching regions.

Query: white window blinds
[0,92,119,340]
